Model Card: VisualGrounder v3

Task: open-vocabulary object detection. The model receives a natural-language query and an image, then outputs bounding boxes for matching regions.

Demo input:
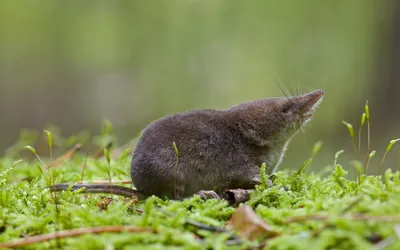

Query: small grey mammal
[51,90,324,200]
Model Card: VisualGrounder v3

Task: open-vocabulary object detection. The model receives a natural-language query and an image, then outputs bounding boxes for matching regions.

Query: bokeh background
[0,0,399,174]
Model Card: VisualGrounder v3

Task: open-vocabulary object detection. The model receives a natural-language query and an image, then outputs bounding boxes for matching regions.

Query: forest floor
[1,119,400,249]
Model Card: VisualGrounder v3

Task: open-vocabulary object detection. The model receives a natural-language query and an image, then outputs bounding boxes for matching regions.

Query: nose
[299,90,324,114]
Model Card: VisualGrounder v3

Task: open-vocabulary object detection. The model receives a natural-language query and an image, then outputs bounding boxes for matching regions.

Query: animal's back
[130,109,239,198]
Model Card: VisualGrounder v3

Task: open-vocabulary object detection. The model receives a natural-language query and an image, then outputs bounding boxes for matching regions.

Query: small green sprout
[357,114,366,161]
[24,145,37,155]
[311,140,323,158]
[43,130,53,160]
[304,141,322,171]
[333,150,344,167]
[386,138,400,153]
[296,158,312,175]
[25,145,59,209]
[363,101,372,171]
[368,150,376,160]
[259,163,268,189]
[364,100,370,121]
[24,145,47,168]
[342,121,354,138]
[113,168,128,177]
[104,148,111,165]
[172,142,180,199]
[173,141,180,158]
[103,148,112,187]
[35,163,49,185]
[342,121,358,159]
[352,160,363,184]
[360,113,366,126]
[101,119,114,135]
[35,163,44,176]
[12,159,23,167]
[381,138,400,165]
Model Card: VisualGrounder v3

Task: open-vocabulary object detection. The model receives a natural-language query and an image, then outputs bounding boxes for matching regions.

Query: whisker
[296,85,301,96]
[300,120,306,134]
[275,76,294,103]
[290,87,296,98]
[299,118,311,138]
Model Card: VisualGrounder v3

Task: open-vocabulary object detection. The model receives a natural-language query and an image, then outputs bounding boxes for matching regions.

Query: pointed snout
[299,90,324,114]
[307,89,324,104]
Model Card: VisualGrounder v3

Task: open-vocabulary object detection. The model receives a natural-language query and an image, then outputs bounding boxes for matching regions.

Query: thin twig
[79,180,132,184]
[285,214,400,224]
[0,226,153,249]
[80,135,91,183]
[79,151,89,184]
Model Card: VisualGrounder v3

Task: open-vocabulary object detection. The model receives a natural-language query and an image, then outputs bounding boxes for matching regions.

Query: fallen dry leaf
[226,205,280,240]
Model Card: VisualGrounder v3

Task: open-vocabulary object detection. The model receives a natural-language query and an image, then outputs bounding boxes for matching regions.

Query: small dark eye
[282,106,291,114]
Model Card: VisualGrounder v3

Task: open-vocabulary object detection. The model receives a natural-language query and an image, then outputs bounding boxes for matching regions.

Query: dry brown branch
[79,180,132,184]
[47,144,82,168]
[0,226,153,249]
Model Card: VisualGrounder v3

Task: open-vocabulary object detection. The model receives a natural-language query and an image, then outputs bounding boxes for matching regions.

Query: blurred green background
[0,0,399,174]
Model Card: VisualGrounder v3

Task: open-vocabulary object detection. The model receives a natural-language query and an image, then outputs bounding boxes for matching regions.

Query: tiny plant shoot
[44,130,53,160]
[363,101,371,171]
[172,141,180,199]
[343,101,373,173]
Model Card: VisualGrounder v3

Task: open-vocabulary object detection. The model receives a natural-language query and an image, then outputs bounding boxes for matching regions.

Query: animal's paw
[196,190,220,200]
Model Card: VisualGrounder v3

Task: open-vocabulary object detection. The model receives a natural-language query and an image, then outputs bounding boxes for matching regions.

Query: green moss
[1,125,400,249]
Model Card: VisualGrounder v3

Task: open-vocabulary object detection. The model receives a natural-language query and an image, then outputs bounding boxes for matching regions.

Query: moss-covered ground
[1,114,400,249]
